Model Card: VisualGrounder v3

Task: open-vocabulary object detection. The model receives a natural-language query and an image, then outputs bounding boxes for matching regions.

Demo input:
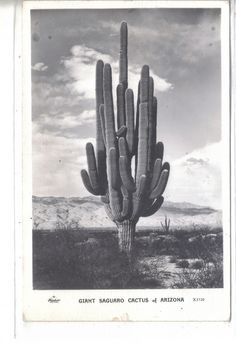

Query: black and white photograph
[22,0,231,321]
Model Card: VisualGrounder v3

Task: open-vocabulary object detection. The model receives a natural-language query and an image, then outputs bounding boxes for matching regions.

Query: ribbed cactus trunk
[117,220,135,256]
[81,22,170,258]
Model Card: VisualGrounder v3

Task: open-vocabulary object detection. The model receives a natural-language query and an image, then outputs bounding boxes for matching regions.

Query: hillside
[32,196,221,230]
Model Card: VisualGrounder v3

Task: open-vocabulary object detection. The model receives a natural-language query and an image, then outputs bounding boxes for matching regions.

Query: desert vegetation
[33,225,223,289]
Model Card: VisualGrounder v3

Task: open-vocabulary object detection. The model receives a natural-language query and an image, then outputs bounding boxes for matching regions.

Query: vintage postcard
[22,0,231,321]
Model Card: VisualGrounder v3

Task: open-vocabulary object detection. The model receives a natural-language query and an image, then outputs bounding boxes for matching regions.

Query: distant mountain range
[32,196,221,231]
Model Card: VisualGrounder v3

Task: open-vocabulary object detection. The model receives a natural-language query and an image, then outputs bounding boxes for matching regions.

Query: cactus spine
[81,22,170,256]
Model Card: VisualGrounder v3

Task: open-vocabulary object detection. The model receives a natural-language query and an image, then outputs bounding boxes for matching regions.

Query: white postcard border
[21,0,231,322]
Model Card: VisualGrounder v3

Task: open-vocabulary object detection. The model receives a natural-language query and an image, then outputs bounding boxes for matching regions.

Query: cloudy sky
[31,8,222,208]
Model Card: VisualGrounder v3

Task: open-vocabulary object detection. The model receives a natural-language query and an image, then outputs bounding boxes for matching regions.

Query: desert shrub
[211,227,223,234]
[172,260,223,288]
[131,258,165,289]
[195,226,211,235]
[193,236,222,261]
[190,260,204,269]
[173,229,189,240]
[176,260,189,268]
[150,235,180,256]
[169,256,177,263]
[135,236,150,248]
[148,237,164,255]
[175,227,223,261]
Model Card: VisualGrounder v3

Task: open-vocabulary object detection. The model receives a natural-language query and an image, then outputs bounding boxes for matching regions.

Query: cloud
[32,74,84,118]
[35,110,96,137]
[32,124,94,197]
[61,44,173,101]
[32,62,48,71]
[80,110,96,124]
[165,142,222,209]
[32,44,173,139]
[183,157,209,166]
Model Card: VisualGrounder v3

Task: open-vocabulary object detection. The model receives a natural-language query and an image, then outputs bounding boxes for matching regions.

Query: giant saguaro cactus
[81,22,170,256]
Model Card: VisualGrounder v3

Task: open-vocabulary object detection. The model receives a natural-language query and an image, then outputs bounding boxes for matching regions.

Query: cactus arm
[121,197,130,218]
[135,102,148,185]
[96,60,104,146]
[99,104,106,145]
[96,60,104,110]
[135,81,140,144]
[108,148,122,221]
[135,65,150,184]
[117,83,125,128]
[131,174,147,221]
[118,137,136,192]
[117,21,128,130]
[116,125,127,138]
[162,161,170,171]
[109,147,119,190]
[119,21,128,90]
[137,174,147,197]
[81,169,99,196]
[103,63,116,149]
[119,156,136,192]
[142,196,164,217]
[121,186,131,219]
[155,141,164,160]
[140,65,149,102]
[147,77,155,171]
[85,142,100,191]
[152,96,157,147]
[96,60,106,190]
[118,136,128,160]
[134,81,140,176]
[148,76,154,119]
[149,164,170,199]
[103,63,122,221]
[125,88,134,155]
[150,158,162,190]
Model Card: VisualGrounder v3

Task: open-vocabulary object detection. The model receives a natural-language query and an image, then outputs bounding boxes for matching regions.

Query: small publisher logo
[48,295,61,304]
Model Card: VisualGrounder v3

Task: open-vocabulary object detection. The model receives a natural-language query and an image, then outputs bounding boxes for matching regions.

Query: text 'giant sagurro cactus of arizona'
[81,22,170,256]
